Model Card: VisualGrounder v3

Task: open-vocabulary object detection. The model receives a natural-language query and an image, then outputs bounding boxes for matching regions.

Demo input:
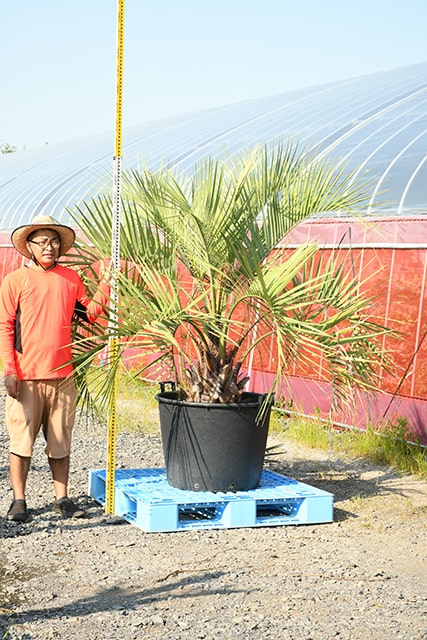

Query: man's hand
[4,374,20,399]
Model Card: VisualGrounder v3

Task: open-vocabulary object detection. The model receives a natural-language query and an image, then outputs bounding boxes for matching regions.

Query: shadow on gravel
[270,456,408,505]
[1,570,246,632]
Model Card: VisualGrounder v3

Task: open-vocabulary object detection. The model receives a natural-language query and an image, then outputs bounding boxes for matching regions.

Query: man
[0,214,109,522]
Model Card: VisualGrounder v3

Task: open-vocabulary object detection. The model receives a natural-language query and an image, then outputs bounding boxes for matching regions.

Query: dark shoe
[53,497,86,518]
[7,499,27,523]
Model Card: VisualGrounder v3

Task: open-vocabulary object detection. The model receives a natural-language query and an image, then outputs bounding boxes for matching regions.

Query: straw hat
[11,215,76,259]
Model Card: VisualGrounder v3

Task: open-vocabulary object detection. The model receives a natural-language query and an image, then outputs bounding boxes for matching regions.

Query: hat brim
[11,223,76,259]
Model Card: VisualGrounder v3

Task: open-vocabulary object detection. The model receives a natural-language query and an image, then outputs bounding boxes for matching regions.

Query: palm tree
[68,141,392,413]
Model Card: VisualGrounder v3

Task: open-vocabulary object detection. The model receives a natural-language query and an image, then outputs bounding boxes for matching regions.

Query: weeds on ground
[115,374,159,434]
[83,368,159,435]
[279,411,427,479]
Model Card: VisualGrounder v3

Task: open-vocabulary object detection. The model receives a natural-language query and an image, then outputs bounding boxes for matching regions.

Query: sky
[2,0,427,151]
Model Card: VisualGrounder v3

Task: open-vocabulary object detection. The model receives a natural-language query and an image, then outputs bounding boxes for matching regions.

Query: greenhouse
[1,61,426,443]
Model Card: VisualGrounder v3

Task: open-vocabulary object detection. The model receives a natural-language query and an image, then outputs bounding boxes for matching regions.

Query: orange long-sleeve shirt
[0,264,109,380]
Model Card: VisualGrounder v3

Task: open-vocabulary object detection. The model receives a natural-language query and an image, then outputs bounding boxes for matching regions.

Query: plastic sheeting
[249,217,427,443]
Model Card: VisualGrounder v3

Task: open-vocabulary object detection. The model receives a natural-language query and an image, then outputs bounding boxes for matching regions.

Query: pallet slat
[89,468,334,532]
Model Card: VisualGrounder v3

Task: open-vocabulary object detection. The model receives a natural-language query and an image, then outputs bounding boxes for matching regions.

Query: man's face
[27,228,61,268]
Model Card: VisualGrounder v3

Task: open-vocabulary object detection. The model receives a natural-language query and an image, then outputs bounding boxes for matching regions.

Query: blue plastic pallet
[88,468,334,532]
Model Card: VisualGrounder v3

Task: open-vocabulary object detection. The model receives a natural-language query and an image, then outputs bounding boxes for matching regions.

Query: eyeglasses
[29,238,61,249]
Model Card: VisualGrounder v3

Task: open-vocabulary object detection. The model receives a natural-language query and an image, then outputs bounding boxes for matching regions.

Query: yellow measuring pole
[106,0,125,514]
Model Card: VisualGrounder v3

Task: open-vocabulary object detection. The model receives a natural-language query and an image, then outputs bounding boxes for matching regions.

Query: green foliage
[114,372,159,434]
[81,366,160,434]
[0,141,17,154]
[282,412,427,479]
[66,140,396,415]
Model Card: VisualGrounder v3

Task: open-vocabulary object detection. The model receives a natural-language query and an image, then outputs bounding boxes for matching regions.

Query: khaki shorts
[6,378,77,459]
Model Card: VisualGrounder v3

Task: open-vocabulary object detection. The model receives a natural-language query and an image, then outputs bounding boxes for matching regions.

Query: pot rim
[155,390,273,409]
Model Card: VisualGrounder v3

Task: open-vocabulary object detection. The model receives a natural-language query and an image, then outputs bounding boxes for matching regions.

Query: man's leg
[48,455,70,500]
[7,452,31,521]
[47,380,84,518]
[49,455,85,518]
[9,452,31,500]
[6,381,41,518]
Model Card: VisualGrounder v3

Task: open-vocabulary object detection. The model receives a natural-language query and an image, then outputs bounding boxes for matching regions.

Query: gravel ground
[1,387,426,640]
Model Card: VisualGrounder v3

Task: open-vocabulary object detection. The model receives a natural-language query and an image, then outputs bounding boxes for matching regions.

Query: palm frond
[65,139,396,412]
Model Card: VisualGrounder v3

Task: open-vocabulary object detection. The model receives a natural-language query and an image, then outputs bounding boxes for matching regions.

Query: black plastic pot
[156,385,273,493]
